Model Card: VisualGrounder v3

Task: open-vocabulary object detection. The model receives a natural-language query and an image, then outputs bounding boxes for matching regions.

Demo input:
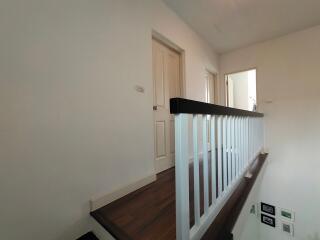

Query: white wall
[232,164,268,240]
[0,0,218,239]
[220,25,320,240]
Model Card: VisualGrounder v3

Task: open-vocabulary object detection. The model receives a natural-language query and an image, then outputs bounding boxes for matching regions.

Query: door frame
[152,31,186,173]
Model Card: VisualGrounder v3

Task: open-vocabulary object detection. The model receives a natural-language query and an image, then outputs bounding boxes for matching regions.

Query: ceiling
[163,0,320,53]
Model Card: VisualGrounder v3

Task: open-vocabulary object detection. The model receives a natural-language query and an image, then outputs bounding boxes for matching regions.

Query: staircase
[90,98,266,240]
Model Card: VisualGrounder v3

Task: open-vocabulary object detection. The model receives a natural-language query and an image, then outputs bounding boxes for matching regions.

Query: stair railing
[171,98,264,240]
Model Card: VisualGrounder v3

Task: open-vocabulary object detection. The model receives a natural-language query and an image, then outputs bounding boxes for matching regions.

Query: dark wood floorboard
[91,153,267,240]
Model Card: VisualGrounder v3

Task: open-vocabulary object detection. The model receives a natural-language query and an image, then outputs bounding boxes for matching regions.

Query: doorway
[225,69,257,111]
[152,38,183,173]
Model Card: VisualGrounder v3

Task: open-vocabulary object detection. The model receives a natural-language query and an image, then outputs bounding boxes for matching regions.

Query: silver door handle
[153,106,158,111]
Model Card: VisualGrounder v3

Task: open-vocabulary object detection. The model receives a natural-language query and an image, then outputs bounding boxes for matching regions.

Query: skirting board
[90,174,157,211]
[90,150,206,211]
[91,217,116,240]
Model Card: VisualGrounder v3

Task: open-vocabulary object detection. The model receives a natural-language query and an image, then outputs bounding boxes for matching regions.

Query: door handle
[153,106,158,111]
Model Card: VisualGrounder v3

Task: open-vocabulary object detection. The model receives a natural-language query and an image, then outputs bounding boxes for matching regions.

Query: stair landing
[91,167,177,240]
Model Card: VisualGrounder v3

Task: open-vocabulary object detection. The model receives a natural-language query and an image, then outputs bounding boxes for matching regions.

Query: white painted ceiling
[163,0,320,53]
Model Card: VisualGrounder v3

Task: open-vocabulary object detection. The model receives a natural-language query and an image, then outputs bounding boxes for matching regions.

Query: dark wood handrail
[202,153,268,240]
[170,98,264,117]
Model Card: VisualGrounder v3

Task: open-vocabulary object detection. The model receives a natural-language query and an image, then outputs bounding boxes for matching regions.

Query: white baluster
[239,118,242,170]
[254,118,256,157]
[227,117,232,186]
[193,115,200,227]
[238,117,241,175]
[222,116,227,192]
[255,118,257,155]
[249,118,252,161]
[254,118,256,156]
[246,117,249,164]
[231,116,235,182]
[235,117,239,177]
[242,118,245,169]
[259,118,262,152]
[261,118,264,152]
[210,116,217,204]
[202,115,209,213]
[217,116,223,197]
[175,114,190,240]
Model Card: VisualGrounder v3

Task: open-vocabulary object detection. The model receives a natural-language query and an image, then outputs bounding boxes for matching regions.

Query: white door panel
[153,39,181,173]
[153,44,166,107]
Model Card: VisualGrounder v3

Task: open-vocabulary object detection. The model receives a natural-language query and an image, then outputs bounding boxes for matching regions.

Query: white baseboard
[90,217,115,240]
[90,174,157,211]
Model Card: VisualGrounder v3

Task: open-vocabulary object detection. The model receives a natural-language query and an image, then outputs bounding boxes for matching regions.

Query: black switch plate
[261,214,276,227]
[261,202,275,215]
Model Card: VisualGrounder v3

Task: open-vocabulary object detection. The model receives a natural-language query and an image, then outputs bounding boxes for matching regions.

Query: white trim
[91,217,116,240]
[90,174,156,211]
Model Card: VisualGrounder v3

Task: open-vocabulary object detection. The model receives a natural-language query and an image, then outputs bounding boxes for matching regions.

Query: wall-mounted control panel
[280,208,295,222]
[261,214,276,227]
[261,202,276,216]
[257,202,295,237]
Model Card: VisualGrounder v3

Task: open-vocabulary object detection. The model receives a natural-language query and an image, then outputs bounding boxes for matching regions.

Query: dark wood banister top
[170,98,264,117]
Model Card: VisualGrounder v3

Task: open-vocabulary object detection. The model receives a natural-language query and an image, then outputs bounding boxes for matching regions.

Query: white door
[152,39,181,173]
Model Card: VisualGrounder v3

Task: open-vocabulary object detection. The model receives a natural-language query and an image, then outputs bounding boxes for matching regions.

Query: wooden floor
[91,167,177,240]
[91,154,267,240]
